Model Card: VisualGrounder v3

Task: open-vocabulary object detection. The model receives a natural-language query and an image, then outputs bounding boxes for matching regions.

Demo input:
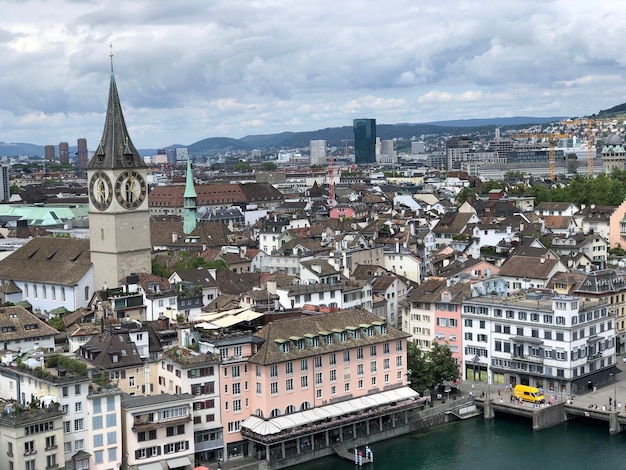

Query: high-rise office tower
[44,145,55,162]
[0,165,9,202]
[310,140,327,166]
[59,142,70,165]
[353,118,376,164]
[77,138,89,169]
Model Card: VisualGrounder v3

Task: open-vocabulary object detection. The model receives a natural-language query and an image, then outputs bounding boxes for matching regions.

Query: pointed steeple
[183,156,197,234]
[87,48,146,170]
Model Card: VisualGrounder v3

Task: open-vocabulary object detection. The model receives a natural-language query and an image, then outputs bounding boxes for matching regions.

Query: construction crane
[512,132,570,180]
[341,139,353,158]
[562,119,597,176]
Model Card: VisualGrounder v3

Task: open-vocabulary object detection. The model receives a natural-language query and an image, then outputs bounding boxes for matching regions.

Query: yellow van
[513,385,545,404]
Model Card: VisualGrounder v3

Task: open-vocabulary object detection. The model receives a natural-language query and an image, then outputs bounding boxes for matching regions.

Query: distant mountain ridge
[0,115,569,158]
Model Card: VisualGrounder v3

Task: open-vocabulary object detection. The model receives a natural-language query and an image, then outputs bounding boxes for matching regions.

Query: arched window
[300,401,312,411]
[269,408,281,418]
[254,409,264,418]
[285,405,296,415]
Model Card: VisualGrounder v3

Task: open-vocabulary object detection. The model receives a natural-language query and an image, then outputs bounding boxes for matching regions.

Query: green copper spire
[183,156,197,199]
[183,156,197,234]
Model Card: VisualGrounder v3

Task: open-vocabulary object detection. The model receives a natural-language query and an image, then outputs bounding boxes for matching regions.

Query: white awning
[167,456,192,469]
[241,386,419,436]
[138,463,163,470]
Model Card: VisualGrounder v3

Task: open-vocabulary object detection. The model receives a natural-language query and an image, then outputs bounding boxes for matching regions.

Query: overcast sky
[1,0,625,149]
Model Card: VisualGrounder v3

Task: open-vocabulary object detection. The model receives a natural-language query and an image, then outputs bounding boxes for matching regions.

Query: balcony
[132,415,191,432]
[512,354,544,364]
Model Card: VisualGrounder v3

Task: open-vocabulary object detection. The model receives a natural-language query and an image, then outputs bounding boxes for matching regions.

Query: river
[296,414,626,469]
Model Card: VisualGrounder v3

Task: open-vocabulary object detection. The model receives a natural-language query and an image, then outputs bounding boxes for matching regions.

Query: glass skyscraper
[353,118,376,164]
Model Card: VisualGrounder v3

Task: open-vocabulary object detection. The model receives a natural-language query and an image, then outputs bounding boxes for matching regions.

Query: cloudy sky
[1,0,626,148]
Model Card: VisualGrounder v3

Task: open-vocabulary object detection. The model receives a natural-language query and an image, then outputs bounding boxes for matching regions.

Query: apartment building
[462,292,617,396]
[87,388,124,470]
[0,403,66,470]
[158,346,224,464]
[121,393,195,470]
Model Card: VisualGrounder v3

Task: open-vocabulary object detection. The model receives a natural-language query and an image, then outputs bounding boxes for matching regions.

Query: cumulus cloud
[0,0,625,147]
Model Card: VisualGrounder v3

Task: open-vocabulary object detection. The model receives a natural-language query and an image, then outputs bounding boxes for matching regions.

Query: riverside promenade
[199,361,626,470]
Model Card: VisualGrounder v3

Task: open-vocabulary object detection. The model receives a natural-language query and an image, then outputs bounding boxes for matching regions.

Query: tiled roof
[407,279,446,303]
[175,268,217,287]
[150,220,232,249]
[498,255,559,280]
[77,330,143,369]
[121,392,194,409]
[0,306,58,341]
[249,308,408,365]
[216,271,263,295]
[0,237,91,286]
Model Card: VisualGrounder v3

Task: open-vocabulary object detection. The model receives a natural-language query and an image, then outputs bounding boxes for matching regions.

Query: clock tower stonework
[87,59,151,290]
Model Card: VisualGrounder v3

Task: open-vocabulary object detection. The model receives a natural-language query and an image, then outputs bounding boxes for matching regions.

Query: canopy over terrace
[242,386,419,437]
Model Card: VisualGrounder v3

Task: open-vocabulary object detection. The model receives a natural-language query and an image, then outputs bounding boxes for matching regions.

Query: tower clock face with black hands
[115,170,147,209]
[89,171,113,211]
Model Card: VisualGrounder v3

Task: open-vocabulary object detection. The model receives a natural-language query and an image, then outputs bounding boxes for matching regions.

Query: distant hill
[0,142,45,158]
[595,103,626,118]
[422,116,565,127]
[188,117,565,155]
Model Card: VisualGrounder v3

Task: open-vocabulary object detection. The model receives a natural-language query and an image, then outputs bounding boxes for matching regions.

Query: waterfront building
[158,346,224,464]
[236,308,413,468]
[353,119,376,164]
[549,269,626,356]
[121,393,195,470]
[87,59,152,290]
[461,292,617,395]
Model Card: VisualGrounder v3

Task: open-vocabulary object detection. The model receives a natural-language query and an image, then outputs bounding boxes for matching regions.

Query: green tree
[262,162,277,171]
[9,183,20,195]
[407,341,459,393]
[233,162,252,172]
[456,187,476,205]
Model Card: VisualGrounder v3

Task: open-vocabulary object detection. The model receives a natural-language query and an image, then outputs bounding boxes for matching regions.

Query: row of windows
[277,328,393,353]
[259,360,404,396]
[23,283,69,302]
[465,305,607,326]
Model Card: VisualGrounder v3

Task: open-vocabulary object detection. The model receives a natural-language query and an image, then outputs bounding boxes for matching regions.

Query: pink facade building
[217,308,417,467]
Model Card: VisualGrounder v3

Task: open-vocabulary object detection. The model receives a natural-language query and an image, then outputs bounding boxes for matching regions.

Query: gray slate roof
[0,237,91,286]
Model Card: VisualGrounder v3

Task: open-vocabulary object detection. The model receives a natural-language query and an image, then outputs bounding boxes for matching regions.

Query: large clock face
[89,171,113,211]
[115,170,147,210]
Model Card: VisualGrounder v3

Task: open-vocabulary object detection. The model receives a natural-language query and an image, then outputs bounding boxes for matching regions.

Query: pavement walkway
[460,358,626,412]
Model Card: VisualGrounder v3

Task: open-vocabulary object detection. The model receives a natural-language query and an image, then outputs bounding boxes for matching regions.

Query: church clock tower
[87,51,151,290]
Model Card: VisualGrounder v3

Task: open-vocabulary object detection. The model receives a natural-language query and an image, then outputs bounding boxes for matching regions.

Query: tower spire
[86,48,146,170]
[183,156,198,235]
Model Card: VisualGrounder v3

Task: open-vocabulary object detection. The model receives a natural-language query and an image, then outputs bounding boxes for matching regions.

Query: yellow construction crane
[512,132,570,179]
[561,119,597,176]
